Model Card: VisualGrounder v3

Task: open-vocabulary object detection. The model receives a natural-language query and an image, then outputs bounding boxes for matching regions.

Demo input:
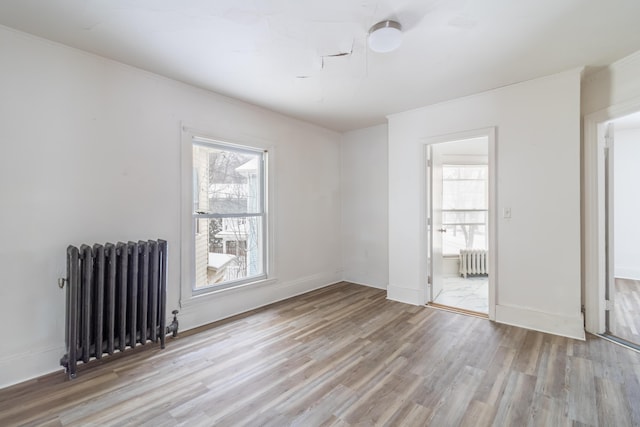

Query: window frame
[181,125,274,305]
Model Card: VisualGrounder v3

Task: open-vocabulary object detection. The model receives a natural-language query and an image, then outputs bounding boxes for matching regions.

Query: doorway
[425,130,496,318]
[584,104,640,350]
[604,112,640,348]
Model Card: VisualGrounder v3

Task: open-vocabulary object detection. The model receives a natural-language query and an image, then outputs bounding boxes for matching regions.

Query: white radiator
[459,249,488,278]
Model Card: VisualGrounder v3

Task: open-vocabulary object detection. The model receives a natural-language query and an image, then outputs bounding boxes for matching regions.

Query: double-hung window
[442,164,488,256]
[191,137,267,292]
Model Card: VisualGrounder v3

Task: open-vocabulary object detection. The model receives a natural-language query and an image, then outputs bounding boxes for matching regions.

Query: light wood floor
[612,278,640,345]
[2,282,640,427]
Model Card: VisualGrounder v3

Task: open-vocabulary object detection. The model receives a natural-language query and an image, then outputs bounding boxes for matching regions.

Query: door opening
[603,112,640,349]
[426,133,494,317]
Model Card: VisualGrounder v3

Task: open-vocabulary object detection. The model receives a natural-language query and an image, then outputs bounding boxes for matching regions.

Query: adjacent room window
[191,138,267,291]
[442,164,488,256]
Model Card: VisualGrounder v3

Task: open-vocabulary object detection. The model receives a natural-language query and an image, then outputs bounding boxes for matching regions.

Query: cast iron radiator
[60,239,178,379]
[459,249,489,278]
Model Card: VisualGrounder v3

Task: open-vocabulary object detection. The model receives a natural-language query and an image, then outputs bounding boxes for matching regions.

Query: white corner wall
[613,128,640,280]
[387,70,584,339]
[341,124,389,289]
[0,26,342,388]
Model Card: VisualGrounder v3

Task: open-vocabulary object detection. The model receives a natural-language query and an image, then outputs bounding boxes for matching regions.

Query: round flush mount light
[368,20,402,53]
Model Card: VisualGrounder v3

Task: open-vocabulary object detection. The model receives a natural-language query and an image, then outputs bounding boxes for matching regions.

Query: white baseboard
[387,285,424,306]
[343,278,387,290]
[0,345,65,389]
[342,271,388,290]
[615,268,640,281]
[495,304,585,340]
[179,270,343,332]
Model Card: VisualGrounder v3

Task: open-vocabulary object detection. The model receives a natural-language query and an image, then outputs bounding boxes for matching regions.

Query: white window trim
[180,124,276,308]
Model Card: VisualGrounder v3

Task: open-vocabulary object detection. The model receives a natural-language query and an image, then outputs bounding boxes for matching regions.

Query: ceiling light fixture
[368,20,402,53]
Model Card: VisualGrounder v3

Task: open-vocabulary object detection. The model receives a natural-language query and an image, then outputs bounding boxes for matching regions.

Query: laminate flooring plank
[62,372,206,426]
[624,363,640,426]
[378,395,432,427]
[595,377,633,427]
[339,363,415,426]
[526,392,571,427]
[491,371,537,426]
[472,345,518,407]
[566,356,598,425]
[498,321,529,349]
[285,384,357,427]
[210,341,369,425]
[458,400,495,427]
[513,330,545,375]
[460,321,504,370]
[534,341,568,399]
[0,372,120,426]
[408,341,477,410]
[318,415,351,427]
[21,416,63,427]
[425,364,485,426]
[172,411,215,427]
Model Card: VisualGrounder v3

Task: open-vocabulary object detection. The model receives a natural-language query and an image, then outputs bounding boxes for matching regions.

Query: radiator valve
[167,309,179,338]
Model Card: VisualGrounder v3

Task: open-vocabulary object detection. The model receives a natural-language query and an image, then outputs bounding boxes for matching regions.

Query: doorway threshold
[599,333,640,354]
[427,302,488,319]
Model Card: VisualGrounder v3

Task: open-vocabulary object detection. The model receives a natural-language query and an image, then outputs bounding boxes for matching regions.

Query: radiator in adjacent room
[459,249,489,278]
[60,239,178,379]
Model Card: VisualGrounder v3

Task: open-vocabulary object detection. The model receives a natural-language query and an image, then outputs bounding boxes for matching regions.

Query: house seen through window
[192,139,266,290]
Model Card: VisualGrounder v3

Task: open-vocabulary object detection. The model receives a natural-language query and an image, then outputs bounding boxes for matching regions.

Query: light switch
[503,207,512,218]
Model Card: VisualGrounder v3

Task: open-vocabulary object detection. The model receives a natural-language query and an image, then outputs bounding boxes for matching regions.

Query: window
[191,138,267,291]
[442,164,488,256]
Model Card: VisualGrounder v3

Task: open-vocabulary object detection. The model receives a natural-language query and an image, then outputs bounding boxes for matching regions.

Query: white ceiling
[1,0,640,132]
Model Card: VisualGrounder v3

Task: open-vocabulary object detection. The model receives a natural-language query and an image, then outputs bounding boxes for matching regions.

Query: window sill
[180,277,277,309]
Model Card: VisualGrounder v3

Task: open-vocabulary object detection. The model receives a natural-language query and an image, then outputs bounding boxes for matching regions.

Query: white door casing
[604,123,616,333]
[430,144,445,301]
[423,127,496,320]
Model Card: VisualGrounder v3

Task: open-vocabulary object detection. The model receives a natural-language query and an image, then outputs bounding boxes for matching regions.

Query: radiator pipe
[166,309,179,338]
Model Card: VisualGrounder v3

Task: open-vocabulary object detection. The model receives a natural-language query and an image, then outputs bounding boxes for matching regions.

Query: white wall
[582,51,640,116]
[341,125,389,289]
[614,128,640,279]
[0,26,342,388]
[387,70,584,339]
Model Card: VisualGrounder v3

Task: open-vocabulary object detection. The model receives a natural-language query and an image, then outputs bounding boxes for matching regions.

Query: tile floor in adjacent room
[434,275,488,313]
